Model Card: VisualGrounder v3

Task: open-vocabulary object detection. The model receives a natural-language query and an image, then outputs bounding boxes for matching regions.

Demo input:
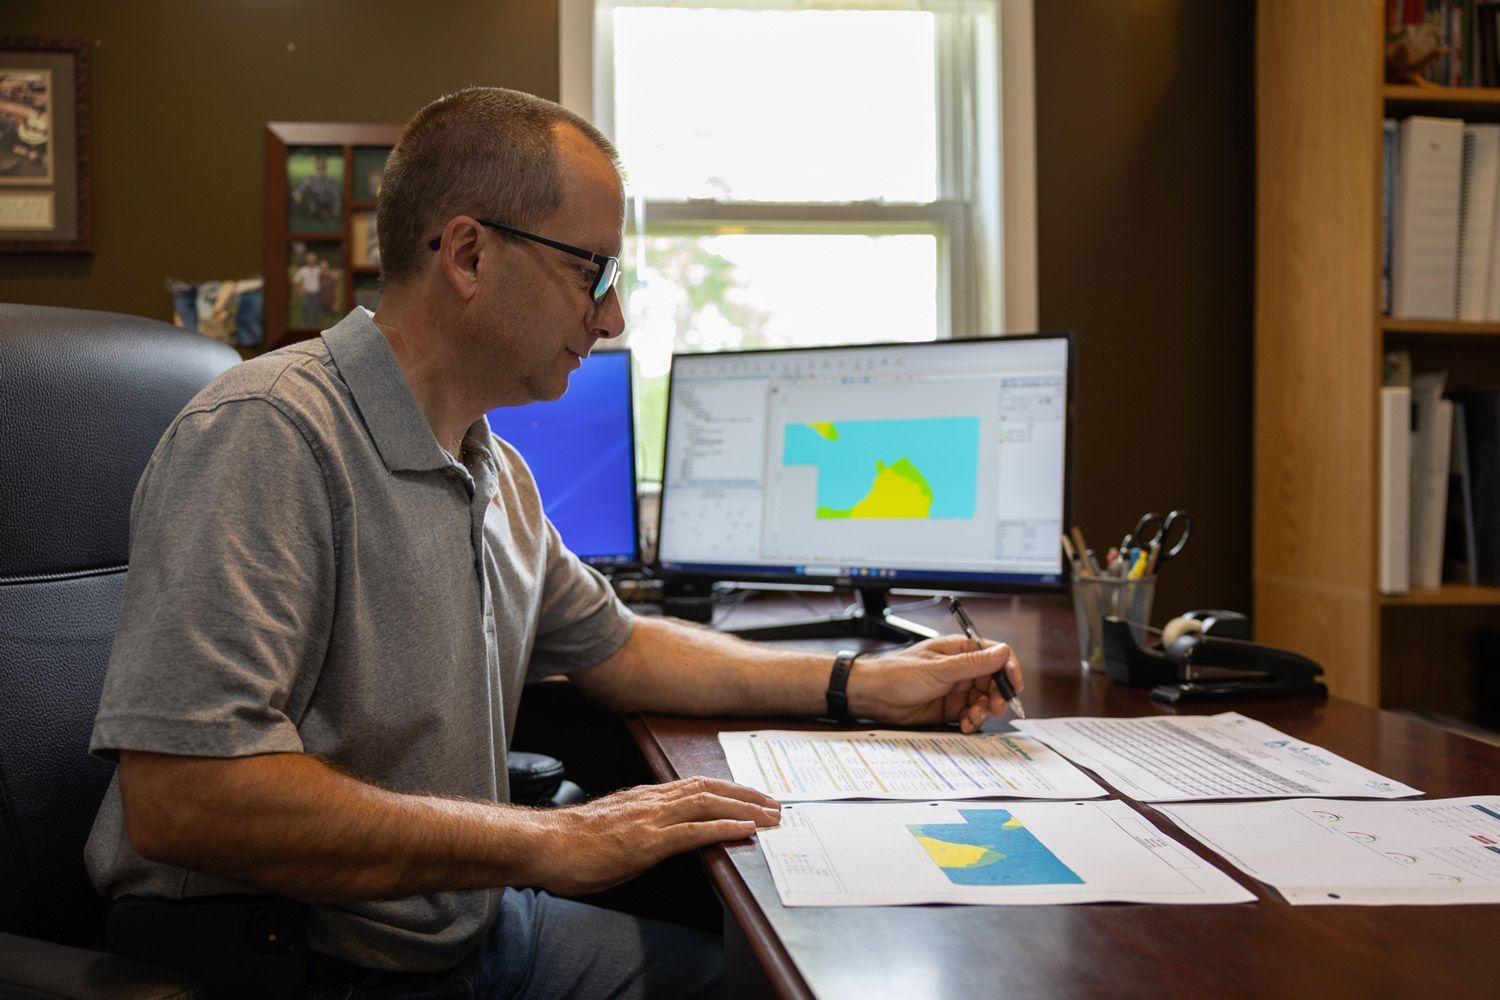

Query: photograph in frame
[287,241,345,330]
[0,67,52,184]
[350,210,379,268]
[352,146,389,202]
[286,146,344,234]
[0,37,90,253]
[352,273,382,315]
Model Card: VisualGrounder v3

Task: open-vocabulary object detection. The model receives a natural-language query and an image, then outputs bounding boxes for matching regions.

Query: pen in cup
[946,596,1026,720]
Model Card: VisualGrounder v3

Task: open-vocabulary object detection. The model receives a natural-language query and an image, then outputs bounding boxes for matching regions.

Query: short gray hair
[377,87,619,286]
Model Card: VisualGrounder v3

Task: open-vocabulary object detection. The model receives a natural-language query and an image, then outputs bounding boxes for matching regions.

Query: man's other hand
[530,777,780,896]
[847,635,1024,733]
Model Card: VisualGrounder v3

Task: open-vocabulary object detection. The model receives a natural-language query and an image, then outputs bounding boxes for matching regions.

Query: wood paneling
[1254,0,1384,702]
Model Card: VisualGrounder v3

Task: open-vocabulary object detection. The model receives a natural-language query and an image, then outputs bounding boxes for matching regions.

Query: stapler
[1101,611,1327,703]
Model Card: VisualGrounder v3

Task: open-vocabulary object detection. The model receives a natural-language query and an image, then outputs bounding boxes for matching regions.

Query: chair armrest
[0,931,203,1000]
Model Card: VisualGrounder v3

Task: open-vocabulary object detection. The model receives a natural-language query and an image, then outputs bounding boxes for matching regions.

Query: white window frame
[558,0,1038,336]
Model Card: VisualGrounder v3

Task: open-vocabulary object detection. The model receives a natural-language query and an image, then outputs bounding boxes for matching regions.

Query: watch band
[825,648,861,722]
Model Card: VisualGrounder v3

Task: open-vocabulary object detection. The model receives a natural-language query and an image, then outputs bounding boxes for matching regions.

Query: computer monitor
[656,334,1073,641]
[485,349,640,569]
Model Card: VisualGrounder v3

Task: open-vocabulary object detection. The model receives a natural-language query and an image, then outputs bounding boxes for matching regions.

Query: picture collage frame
[263,122,401,350]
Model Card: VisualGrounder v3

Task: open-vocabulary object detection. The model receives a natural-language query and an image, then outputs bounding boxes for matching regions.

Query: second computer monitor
[656,334,1072,591]
[485,349,639,568]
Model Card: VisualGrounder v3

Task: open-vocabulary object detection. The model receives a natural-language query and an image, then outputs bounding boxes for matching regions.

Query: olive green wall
[4,0,1255,619]
[0,0,557,320]
[1035,0,1255,620]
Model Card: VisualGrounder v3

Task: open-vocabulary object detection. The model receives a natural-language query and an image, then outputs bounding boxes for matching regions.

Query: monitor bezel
[653,331,1075,594]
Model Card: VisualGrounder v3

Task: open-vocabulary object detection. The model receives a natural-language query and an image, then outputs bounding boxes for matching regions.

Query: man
[86,87,1022,997]
[292,153,342,223]
[292,249,322,327]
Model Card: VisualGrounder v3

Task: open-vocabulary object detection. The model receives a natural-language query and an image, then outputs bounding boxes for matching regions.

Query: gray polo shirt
[85,308,635,971]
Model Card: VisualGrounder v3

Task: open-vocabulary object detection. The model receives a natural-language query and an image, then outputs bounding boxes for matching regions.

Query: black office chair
[0,303,237,999]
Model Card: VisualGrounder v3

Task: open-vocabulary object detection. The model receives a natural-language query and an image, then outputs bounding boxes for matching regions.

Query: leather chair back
[0,304,240,945]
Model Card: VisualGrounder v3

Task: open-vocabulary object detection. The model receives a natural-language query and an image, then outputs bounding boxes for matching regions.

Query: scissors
[1121,510,1192,565]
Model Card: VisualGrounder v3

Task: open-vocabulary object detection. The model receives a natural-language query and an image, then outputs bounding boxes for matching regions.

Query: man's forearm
[573,616,832,717]
[119,750,550,903]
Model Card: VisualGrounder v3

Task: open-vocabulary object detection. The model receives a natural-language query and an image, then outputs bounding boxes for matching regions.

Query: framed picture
[352,272,383,315]
[350,210,381,268]
[286,145,345,234]
[0,37,91,253]
[287,241,345,331]
[352,146,390,202]
[264,122,400,349]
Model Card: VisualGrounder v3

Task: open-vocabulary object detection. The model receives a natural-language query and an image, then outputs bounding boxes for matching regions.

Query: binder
[1392,116,1465,320]
[1454,389,1500,586]
[1459,125,1500,321]
[1380,385,1412,595]
[1408,372,1452,589]
[1383,118,1396,315]
[1445,400,1480,586]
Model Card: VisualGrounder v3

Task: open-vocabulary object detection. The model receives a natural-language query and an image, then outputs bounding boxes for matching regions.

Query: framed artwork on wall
[0,36,91,253]
[263,122,401,351]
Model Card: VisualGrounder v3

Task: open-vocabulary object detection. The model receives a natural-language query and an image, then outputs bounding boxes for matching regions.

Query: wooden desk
[627,593,1500,999]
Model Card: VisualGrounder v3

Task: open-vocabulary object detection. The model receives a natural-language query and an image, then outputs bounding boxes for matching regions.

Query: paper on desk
[1012,713,1421,802]
[718,729,1106,801]
[1155,797,1500,905]
[757,799,1255,906]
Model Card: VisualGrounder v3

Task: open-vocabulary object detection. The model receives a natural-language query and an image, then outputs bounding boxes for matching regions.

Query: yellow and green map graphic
[908,809,1083,886]
[783,417,979,520]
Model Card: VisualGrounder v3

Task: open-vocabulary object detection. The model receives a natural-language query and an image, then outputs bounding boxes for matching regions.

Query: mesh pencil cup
[1070,574,1156,672]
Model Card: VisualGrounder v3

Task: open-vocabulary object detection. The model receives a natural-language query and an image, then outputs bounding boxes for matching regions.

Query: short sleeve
[525,516,635,680]
[90,398,335,760]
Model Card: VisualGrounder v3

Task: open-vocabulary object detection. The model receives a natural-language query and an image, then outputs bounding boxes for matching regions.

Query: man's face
[304,252,317,266]
[474,126,625,405]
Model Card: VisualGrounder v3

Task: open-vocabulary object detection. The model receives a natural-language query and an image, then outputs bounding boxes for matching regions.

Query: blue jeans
[235,286,264,347]
[304,889,722,999]
[171,282,198,330]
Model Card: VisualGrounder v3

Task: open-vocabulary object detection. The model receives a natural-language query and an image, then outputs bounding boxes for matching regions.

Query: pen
[946,596,1027,720]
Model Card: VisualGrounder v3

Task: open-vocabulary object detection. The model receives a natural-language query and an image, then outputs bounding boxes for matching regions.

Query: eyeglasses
[427,218,620,303]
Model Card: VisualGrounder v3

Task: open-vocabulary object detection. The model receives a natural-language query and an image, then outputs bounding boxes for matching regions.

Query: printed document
[757,799,1255,906]
[718,730,1105,801]
[1156,797,1500,905]
[1013,713,1421,801]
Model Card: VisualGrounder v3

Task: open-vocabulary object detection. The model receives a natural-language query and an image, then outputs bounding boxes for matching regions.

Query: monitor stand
[724,588,939,645]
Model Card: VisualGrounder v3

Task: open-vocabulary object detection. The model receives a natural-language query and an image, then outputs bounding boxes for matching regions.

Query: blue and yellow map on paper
[908,809,1083,886]
[783,417,979,519]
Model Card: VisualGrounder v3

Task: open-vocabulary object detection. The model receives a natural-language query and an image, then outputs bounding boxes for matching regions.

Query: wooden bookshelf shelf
[1383,84,1500,104]
[1381,585,1500,607]
[1384,84,1500,119]
[1381,318,1500,337]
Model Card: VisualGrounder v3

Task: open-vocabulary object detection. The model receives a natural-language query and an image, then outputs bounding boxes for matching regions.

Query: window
[560,0,1037,481]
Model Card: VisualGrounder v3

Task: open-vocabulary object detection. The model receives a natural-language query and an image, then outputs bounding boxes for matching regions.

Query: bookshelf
[1256,1,1500,715]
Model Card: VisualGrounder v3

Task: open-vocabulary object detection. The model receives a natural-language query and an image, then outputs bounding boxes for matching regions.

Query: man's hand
[527,777,781,896]
[847,635,1024,733]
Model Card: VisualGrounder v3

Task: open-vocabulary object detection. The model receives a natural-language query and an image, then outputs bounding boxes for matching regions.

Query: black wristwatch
[825,648,861,723]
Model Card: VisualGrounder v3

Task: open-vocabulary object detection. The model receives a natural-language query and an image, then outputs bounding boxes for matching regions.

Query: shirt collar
[323,308,464,474]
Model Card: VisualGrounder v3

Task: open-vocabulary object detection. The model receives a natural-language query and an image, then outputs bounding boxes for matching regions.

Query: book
[1383,118,1397,315]
[1392,117,1465,320]
[1409,372,1452,589]
[1381,385,1413,594]
[1445,400,1480,585]
[1458,125,1500,321]
[1454,389,1500,586]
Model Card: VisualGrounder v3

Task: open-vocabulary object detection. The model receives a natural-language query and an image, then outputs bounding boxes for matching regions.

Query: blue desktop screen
[485,350,639,567]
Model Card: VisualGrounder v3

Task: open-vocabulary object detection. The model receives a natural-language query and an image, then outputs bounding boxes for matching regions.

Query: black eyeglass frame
[428,218,620,303]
